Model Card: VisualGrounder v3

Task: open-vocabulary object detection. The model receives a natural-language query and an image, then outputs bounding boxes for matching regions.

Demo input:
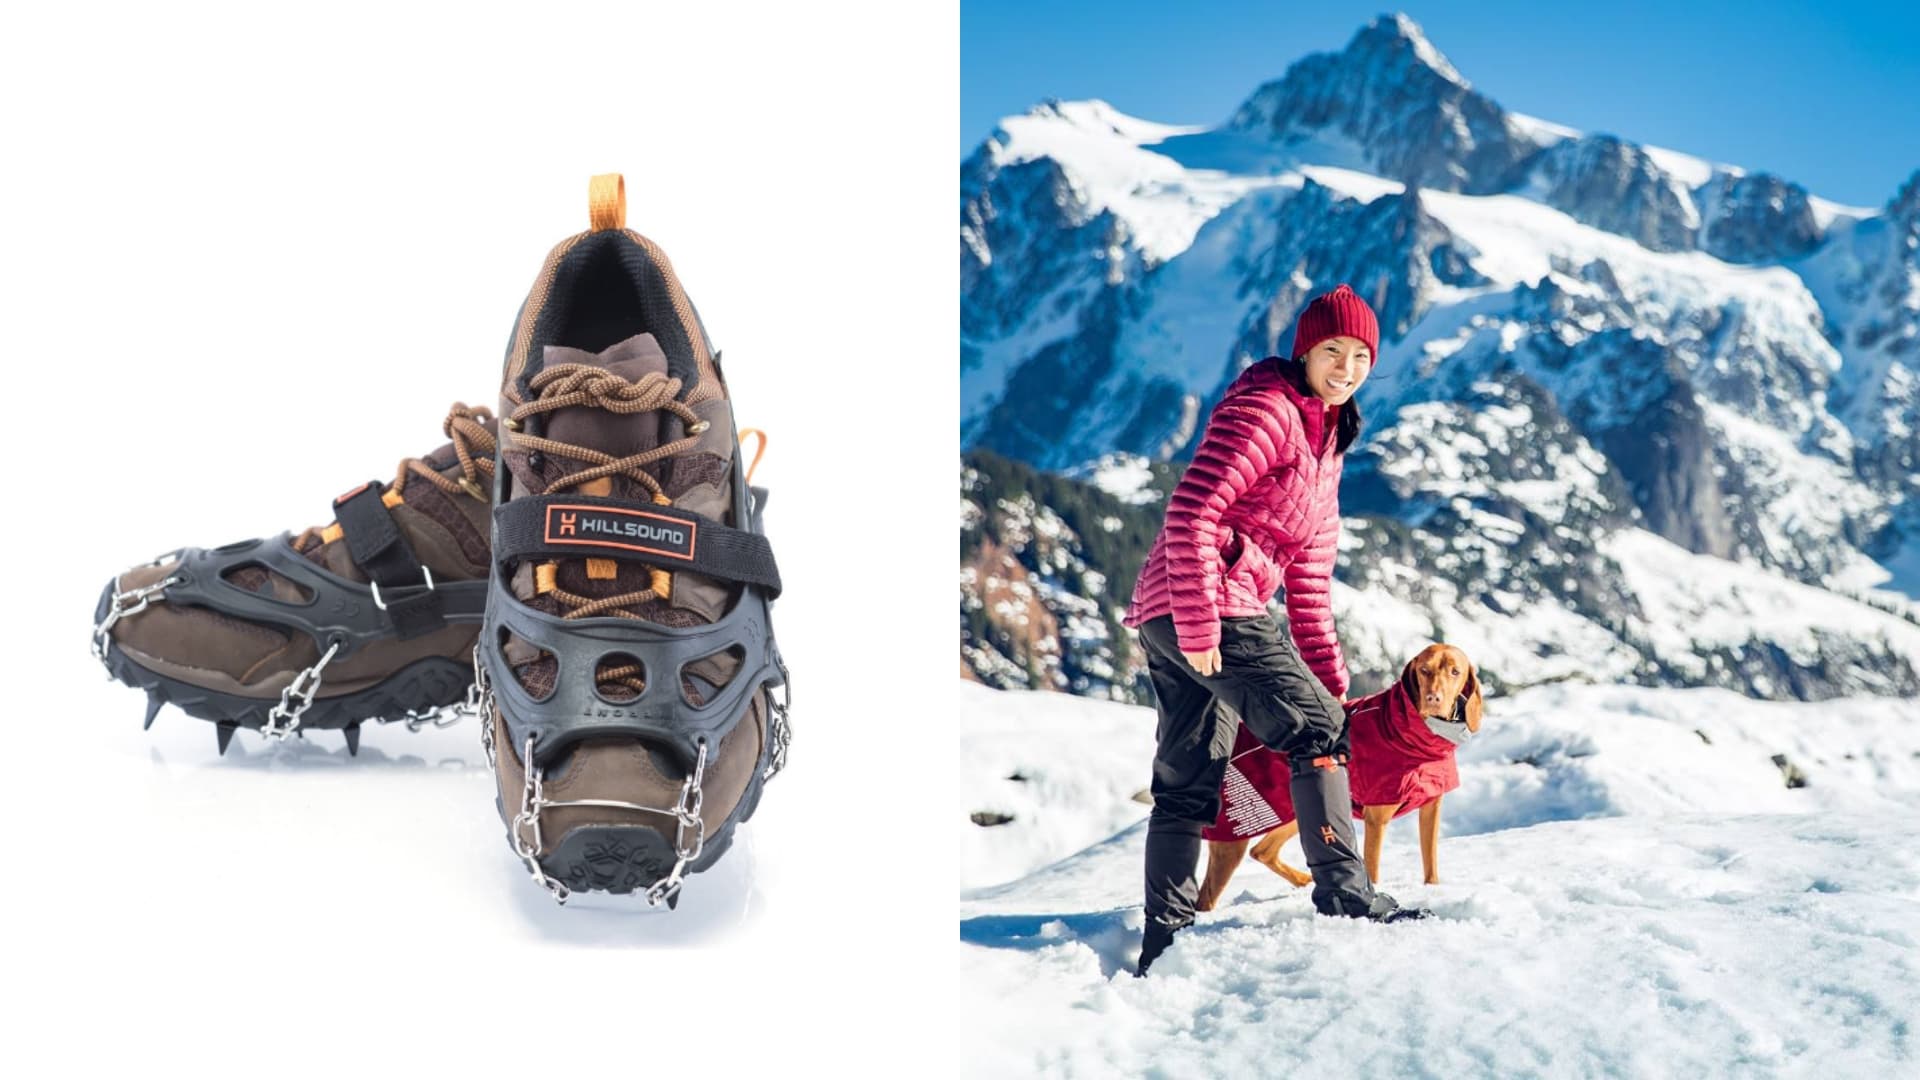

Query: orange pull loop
[739,427,768,485]
[588,173,626,232]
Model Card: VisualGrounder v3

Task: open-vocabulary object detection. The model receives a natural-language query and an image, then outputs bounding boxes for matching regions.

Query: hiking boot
[1135,921,1180,977]
[1366,893,1432,923]
[92,404,499,755]
[1288,752,1384,917]
[478,174,788,908]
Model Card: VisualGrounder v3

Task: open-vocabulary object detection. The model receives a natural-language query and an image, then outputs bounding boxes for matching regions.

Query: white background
[1,2,958,1074]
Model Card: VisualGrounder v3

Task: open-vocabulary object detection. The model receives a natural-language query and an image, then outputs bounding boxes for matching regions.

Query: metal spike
[143,693,164,731]
[343,724,361,757]
[215,722,237,756]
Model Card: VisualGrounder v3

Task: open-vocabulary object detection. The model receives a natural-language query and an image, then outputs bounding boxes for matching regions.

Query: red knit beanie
[1289,283,1380,363]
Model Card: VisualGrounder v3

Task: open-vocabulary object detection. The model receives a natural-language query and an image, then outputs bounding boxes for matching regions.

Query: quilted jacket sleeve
[1284,486,1349,700]
[1163,399,1292,652]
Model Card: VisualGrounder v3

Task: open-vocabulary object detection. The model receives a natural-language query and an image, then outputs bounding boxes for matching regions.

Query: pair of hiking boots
[91,174,790,908]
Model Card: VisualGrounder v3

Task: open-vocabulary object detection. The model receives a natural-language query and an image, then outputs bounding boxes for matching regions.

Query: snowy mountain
[960,683,1920,1075]
[959,12,1920,702]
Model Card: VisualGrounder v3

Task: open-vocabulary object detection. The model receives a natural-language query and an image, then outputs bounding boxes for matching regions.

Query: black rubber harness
[331,481,453,639]
[480,446,786,773]
[158,479,487,659]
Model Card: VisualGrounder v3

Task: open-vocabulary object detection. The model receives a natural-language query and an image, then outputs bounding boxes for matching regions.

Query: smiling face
[1302,335,1373,405]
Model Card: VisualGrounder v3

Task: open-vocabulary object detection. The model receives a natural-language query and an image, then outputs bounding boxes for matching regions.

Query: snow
[1699,401,1881,564]
[1393,12,1467,88]
[1641,144,1717,189]
[1606,528,1920,687]
[1807,193,1881,232]
[963,273,1098,423]
[1420,187,1825,335]
[988,99,1293,264]
[960,682,1155,889]
[960,683,1920,1076]
[1295,163,1405,203]
[1504,117,1719,221]
[1506,110,1580,146]
[1067,452,1163,506]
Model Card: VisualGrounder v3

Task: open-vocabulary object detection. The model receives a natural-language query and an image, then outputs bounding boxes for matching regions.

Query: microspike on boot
[215,722,237,756]
[343,724,361,757]
[88,404,501,750]
[480,175,788,906]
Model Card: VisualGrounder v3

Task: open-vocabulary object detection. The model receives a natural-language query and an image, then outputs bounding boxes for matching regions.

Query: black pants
[1138,613,1376,927]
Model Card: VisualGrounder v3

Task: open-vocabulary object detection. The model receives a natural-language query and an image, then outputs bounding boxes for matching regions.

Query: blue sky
[962,1,1920,207]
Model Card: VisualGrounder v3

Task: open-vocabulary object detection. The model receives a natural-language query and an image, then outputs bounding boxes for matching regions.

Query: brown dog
[1196,644,1484,911]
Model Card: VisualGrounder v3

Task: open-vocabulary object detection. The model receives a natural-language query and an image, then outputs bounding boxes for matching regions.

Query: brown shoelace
[293,402,498,551]
[509,363,709,622]
[394,402,498,501]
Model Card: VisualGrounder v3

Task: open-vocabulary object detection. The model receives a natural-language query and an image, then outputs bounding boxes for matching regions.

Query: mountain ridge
[958,12,1920,703]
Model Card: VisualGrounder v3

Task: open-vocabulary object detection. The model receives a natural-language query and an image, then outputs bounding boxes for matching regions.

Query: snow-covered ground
[961,683,1920,1076]
[962,682,1156,889]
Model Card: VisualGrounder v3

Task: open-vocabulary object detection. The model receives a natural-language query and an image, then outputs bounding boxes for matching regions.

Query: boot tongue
[538,333,672,493]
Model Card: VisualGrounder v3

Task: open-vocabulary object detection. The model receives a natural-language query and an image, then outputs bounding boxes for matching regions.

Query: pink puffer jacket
[1124,358,1349,699]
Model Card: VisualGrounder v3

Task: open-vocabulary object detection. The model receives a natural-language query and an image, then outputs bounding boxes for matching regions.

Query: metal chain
[765,681,793,781]
[91,561,182,668]
[507,730,710,908]
[375,662,486,733]
[473,648,497,768]
[260,639,343,740]
[648,740,710,906]
[510,732,571,903]
[379,703,469,732]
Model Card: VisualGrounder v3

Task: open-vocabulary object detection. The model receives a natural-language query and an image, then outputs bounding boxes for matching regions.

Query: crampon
[478,173,789,909]
[92,404,500,755]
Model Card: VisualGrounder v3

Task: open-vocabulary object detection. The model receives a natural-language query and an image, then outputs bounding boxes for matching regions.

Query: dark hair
[1279,357,1365,454]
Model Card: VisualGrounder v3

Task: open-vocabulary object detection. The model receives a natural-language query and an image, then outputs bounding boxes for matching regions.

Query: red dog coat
[1202,673,1462,842]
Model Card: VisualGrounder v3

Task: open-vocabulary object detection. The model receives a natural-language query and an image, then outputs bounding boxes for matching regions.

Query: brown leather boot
[92,404,499,756]
[478,174,788,907]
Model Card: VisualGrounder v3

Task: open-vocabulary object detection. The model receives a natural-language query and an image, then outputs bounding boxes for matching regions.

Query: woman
[1124,283,1428,976]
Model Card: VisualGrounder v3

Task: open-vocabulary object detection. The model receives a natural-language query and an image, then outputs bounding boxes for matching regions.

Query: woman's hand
[1182,646,1222,677]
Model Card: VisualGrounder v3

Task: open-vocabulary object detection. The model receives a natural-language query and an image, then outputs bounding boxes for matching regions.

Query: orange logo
[559,513,577,536]
[1321,825,1337,846]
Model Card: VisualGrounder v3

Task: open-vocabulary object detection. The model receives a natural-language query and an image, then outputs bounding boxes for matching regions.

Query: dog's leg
[1420,797,1442,885]
[1361,804,1400,884]
[1197,839,1249,912]
[1251,823,1313,887]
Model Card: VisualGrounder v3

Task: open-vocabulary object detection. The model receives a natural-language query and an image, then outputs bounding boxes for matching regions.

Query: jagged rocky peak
[1227,13,1527,194]
[1528,135,1699,254]
[1699,170,1822,263]
[1227,183,1485,378]
[1019,96,1155,139]
[962,152,1130,340]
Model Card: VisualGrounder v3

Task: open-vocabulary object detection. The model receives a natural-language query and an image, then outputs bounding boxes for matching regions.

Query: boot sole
[493,728,771,903]
[97,579,473,741]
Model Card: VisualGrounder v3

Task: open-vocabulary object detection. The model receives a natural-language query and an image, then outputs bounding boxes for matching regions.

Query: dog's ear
[1399,651,1426,699]
[1461,666,1483,732]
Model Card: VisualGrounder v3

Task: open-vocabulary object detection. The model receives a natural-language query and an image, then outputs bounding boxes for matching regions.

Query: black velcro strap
[331,481,445,639]
[494,495,782,598]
